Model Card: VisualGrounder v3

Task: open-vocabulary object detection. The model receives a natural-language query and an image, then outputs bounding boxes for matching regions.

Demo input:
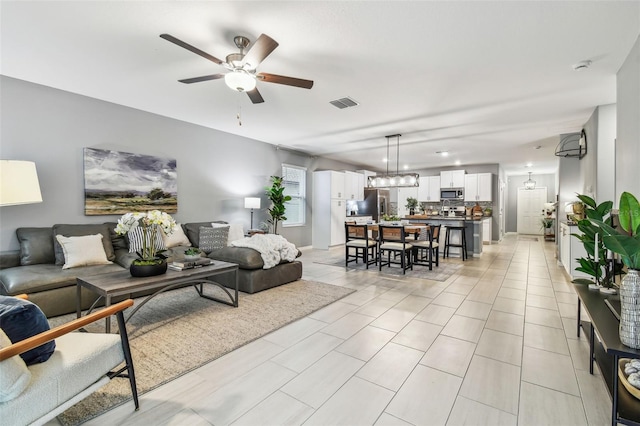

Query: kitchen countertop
[404,215,489,221]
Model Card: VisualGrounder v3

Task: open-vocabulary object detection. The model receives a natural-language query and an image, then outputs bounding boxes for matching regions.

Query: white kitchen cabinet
[482,217,492,244]
[344,171,365,201]
[312,171,348,249]
[559,222,589,280]
[330,199,347,246]
[330,171,345,199]
[398,187,419,217]
[440,170,465,188]
[464,174,478,201]
[464,173,492,202]
[418,176,441,202]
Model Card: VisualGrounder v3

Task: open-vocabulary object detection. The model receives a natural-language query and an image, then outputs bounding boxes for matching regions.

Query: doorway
[517,187,547,235]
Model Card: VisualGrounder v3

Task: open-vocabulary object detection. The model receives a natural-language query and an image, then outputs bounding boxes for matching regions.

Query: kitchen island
[403,215,487,258]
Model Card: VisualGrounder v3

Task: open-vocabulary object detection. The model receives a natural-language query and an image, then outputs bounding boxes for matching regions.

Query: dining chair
[378,225,413,274]
[412,224,441,270]
[345,223,377,269]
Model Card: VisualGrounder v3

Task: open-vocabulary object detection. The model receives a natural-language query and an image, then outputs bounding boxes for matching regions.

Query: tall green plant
[591,192,640,270]
[571,194,619,286]
[265,176,291,234]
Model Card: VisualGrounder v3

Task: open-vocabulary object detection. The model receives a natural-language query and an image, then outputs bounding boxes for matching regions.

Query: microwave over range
[440,188,464,200]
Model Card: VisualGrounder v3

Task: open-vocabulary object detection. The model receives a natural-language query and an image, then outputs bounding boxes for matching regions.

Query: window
[282,164,306,226]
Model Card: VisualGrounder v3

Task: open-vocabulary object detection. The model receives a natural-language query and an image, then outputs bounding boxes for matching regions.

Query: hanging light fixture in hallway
[524,172,536,190]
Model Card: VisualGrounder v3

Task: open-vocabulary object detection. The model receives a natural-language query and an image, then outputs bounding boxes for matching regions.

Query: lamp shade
[244,197,261,209]
[0,160,43,206]
[225,72,257,92]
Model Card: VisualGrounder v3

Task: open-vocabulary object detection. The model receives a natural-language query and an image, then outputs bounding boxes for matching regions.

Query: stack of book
[168,258,213,271]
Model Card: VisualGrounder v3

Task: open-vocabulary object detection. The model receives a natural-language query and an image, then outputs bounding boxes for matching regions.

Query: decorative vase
[409,208,415,216]
[184,254,202,262]
[619,269,640,349]
[129,260,168,277]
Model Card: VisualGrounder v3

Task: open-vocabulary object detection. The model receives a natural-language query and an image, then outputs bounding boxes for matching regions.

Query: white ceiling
[2,1,639,176]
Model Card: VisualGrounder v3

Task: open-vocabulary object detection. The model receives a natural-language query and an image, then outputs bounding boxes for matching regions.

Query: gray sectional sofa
[0,222,302,317]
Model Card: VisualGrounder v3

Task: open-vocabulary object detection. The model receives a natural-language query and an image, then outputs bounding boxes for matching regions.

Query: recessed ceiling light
[455,160,461,166]
[436,151,449,157]
[383,158,388,163]
[526,162,533,168]
[572,60,592,71]
[403,165,409,170]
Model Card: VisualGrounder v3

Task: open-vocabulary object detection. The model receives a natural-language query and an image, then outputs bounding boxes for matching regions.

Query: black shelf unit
[574,284,640,426]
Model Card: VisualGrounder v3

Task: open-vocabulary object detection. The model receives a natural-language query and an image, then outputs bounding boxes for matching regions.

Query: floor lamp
[0,160,43,206]
[244,197,261,230]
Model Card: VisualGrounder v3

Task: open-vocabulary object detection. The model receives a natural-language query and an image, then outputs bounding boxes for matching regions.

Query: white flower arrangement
[115,210,176,261]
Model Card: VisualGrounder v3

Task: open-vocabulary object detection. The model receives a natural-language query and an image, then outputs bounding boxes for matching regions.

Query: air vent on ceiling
[330,97,359,109]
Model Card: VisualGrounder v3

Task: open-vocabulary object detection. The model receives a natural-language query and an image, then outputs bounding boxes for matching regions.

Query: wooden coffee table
[76,261,239,333]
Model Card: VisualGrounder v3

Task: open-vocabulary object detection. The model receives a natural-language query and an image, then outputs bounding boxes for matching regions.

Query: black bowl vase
[129,260,168,277]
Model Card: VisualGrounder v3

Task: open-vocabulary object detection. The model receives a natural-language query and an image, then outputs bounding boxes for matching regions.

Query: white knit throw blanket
[231,234,298,269]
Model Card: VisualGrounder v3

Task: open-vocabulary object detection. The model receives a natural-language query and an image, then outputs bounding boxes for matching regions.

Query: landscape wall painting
[84,148,177,215]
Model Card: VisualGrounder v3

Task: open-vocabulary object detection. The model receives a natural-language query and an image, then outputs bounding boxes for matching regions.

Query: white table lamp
[244,197,261,229]
[0,160,43,206]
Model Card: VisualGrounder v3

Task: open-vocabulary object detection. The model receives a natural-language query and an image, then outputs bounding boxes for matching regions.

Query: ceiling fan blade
[257,72,314,89]
[242,34,279,69]
[160,33,224,65]
[178,74,225,84]
[246,87,265,104]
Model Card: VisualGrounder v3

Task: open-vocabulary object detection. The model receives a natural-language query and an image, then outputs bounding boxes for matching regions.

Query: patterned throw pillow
[199,226,229,254]
[127,226,166,254]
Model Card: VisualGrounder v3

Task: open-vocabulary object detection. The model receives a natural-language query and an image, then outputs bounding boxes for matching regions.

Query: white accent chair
[0,299,138,426]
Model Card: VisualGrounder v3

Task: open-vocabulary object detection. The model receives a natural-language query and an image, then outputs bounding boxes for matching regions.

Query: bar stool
[444,225,467,260]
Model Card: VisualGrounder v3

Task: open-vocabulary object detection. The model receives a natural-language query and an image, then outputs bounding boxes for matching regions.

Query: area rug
[48,280,354,425]
[315,255,462,282]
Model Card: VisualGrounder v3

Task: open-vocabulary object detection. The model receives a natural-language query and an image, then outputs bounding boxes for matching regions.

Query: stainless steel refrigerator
[360,188,390,222]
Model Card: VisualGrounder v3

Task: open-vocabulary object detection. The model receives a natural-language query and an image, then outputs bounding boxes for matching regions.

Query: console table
[574,284,640,426]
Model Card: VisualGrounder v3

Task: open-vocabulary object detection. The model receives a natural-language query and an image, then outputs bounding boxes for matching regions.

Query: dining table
[365,223,429,240]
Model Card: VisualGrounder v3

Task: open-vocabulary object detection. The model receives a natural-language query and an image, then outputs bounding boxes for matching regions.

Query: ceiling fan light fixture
[224,71,256,92]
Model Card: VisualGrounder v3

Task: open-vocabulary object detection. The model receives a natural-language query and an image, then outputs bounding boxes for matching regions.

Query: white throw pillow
[0,328,32,402]
[161,225,191,248]
[55,234,112,270]
[227,223,245,245]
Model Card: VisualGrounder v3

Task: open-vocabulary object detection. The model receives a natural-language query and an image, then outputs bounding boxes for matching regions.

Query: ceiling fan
[160,33,314,104]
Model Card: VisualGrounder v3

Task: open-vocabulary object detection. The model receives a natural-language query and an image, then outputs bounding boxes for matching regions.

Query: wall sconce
[244,197,261,229]
[0,160,43,206]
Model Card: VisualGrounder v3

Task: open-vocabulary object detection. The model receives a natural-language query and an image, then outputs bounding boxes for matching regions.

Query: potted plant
[265,176,291,234]
[571,194,619,290]
[184,247,202,261]
[540,217,555,241]
[405,197,419,216]
[115,210,176,276]
[589,191,640,348]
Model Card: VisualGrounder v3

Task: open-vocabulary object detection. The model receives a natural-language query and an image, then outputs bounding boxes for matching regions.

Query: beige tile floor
[67,234,612,425]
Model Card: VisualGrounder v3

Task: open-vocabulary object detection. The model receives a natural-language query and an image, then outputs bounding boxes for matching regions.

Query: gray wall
[580,108,598,198]
[505,173,556,233]
[596,104,617,203]
[616,35,640,200]
[0,76,357,251]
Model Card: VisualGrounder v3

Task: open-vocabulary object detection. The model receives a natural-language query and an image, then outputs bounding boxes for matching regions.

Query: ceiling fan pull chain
[237,96,242,126]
